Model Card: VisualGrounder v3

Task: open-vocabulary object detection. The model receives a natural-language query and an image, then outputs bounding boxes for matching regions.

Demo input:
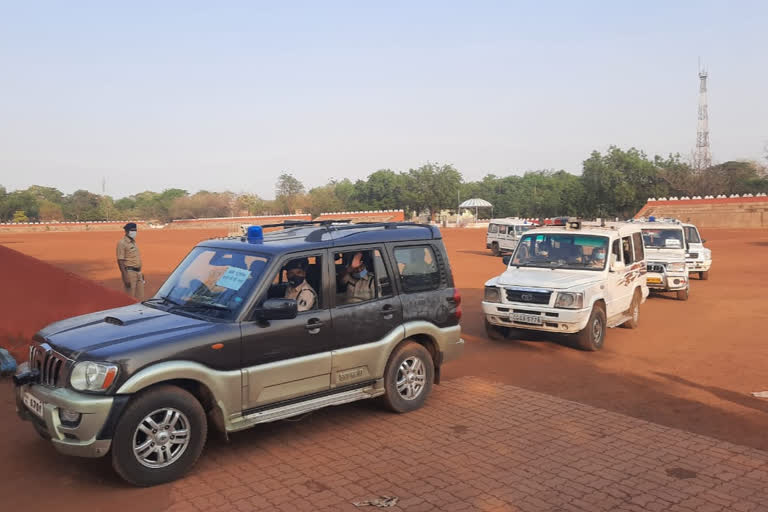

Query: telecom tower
[695,64,711,169]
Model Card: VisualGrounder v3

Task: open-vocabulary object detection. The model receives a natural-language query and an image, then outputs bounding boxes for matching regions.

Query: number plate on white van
[511,313,543,325]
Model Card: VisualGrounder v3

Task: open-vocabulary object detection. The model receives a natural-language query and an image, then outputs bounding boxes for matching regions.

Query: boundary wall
[635,194,768,228]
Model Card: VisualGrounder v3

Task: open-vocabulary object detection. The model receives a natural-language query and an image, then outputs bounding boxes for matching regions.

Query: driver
[590,247,607,268]
[283,258,317,311]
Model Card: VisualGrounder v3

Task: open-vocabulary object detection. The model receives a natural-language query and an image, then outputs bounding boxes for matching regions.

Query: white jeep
[482,220,649,351]
[486,218,536,256]
[635,218,691,300]
[682,222,712,280]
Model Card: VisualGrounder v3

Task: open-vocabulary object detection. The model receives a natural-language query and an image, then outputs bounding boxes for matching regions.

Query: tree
[63,190,102,221]
[402,163,462,220]
[12,210,29,223]
[275,173,306,214]
[306,182,344,217]
[38,200,64,221]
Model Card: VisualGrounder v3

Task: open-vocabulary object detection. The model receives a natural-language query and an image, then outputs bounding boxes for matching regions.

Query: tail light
[448,289,462,321]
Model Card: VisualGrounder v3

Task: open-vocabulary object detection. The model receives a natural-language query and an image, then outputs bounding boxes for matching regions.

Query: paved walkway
[166,377,768,512]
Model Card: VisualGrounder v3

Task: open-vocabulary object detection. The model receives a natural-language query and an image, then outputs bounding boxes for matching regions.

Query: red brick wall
[635,197,768,228]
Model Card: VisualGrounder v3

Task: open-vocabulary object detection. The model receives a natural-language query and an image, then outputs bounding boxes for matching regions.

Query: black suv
[13,221,464,485]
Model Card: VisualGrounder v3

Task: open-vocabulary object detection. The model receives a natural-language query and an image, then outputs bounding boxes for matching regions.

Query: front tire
[676,287,689,301]
[485,318,509,340]
[574,304,606,351]
[491,242,500,256]
[700,270,709,281]
[621,290,641,329]
[111,385,207,486]
[382,341,434,413]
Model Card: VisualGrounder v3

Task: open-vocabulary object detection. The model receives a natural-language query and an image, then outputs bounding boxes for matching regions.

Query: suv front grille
[29,343,70,387]
[505,289,552,305]
[647,264,665,273]
[688,253,699,259]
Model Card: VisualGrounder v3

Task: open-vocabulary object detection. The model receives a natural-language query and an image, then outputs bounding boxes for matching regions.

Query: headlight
[555,292,584,309]
[70,362,119,392]
[484,286,501,303]
[667,262,686,272]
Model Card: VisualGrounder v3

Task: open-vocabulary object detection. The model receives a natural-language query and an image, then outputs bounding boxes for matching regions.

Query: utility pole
[695,60,712,169]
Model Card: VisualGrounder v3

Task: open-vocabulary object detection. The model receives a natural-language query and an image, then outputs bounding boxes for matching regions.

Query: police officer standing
[283,258,316,311]
[116,222,144,300]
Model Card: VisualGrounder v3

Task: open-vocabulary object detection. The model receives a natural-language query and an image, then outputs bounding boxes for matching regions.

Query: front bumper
[482,301,590,334]
[646,272,688,291]
[687,260,712,272]
[14,363,113,458]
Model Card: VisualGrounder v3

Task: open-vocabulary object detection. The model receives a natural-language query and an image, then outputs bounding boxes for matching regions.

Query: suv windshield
[151,247,269,320]
[641,228,684,249]
[512,233,609,270]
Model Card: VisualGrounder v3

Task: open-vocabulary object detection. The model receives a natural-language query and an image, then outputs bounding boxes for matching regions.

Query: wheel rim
[592,316,603,345]
[396,356,427,401]
[132,407,190,469]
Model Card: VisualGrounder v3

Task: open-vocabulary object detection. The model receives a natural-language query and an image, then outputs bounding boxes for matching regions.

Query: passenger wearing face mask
[283,258,316,312]
[116,222,144,300]
[340,252,376,304]
[591,246,607,268]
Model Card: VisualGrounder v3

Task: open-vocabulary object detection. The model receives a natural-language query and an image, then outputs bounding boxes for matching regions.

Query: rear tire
[574,304,606,351]
[621,290,640,329]
[382,341,434,414]
[676,287,689,301]
[111,385,207,486]
[700,270,709,281]
[484,318,509,340]
[491,242,500,256]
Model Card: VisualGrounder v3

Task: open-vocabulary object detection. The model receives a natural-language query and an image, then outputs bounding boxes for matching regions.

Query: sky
[1,1,767,199]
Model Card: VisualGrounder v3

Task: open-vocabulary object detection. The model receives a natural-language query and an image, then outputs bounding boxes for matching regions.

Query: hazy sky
[1,1,766,199]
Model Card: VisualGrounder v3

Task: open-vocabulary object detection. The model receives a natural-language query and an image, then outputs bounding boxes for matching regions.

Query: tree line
[2,146,766,223]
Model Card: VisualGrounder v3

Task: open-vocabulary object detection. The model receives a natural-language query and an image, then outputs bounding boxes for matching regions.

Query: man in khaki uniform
[283,258,316,312]
[339,252,376,303]
[116,222,144,300]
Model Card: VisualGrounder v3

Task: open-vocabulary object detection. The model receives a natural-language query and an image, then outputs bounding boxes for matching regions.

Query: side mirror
[258,298,298,320]
[502,255,511,265]
[610,260,625,273]
[702,239,707,243]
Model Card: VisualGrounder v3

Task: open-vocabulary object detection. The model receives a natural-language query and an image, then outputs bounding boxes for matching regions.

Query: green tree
[63,190,102,221]
[12,210,29,223]
[275,173,306,214]
[402,163,462,220]
[38,199,64,221]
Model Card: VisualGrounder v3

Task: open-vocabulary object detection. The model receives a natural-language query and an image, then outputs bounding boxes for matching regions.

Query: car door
[239,250,334,412]
[329,246,403,387]
[604,238,626,318]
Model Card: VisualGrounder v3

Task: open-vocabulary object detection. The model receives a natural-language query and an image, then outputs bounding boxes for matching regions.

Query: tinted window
[512,234,609,270]
[488,224,499,234]
[632,232,644,261]
[612,239,621,263]
[334,249,390,305]
[622,236,633,264]
[394,246,441,292]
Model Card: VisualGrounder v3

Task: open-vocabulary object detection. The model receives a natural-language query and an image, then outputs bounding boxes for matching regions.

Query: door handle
[305,319,324,333]
[380,304,395,319]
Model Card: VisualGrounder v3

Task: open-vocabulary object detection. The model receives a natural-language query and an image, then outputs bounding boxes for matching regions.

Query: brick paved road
[166,377,768,512]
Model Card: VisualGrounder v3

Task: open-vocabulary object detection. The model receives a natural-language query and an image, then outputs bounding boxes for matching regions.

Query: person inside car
[590,246,607,268]
[339,251,376,303]
[283,258,317,311]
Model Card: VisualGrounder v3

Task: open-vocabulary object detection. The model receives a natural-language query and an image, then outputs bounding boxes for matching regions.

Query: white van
[682,222,712,280]
[482,219,649,351]
[634,218,690,300]
[486,218,536,256]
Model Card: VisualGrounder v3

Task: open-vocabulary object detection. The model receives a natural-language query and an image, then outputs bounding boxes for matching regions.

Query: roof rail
[258,219,352,230]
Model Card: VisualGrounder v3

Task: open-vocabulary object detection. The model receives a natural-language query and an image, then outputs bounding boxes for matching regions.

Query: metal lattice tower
[696,64,711,169]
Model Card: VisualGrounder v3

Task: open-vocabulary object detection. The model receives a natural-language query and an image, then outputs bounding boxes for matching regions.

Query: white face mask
[128,231,137,239]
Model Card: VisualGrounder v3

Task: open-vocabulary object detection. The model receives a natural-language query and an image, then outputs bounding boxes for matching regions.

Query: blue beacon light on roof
[246,225,264,243]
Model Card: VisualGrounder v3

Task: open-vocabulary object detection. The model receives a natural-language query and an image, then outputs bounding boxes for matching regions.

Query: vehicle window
[642,228,684,248]
[632,232,644,261]
[612,239,621,263]
[488,224,498,234]
[394,246,441,292]
[512,233,609,270]
[498,225,508,235]
[622,236,633,264]
[267,255,322,311]
[334,249,382,305]
[155,247,269,320]
[685,226,701,244]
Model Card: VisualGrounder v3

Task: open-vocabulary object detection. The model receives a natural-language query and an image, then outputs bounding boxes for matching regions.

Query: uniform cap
[123,222,137,231]
[285,258,308,271]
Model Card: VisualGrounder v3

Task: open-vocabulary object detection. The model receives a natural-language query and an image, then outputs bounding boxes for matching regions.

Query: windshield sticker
[216,267,251,290]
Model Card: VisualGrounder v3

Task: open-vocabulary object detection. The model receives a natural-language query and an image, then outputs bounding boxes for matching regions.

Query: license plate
[647,277,662,284]
[23,392,44,419]
[511,313,543,325]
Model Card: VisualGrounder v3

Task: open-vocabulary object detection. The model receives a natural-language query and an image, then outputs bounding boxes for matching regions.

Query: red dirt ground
[0,227,767,508]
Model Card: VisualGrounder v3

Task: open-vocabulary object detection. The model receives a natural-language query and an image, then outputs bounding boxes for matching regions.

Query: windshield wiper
[172,302,232,312]
[142,296,183,307]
